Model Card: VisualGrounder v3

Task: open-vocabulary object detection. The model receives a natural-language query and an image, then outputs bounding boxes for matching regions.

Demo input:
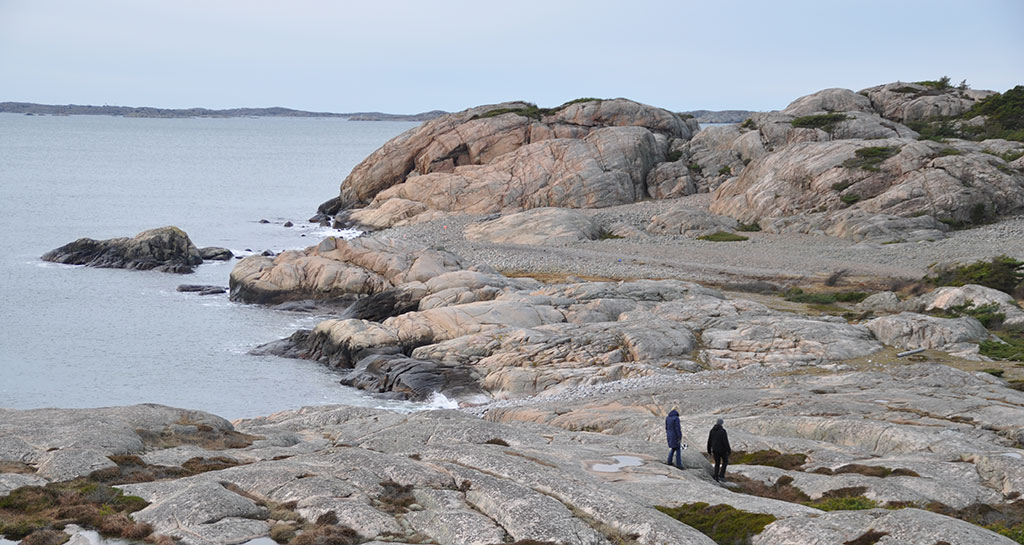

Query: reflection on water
[591,455,645,473]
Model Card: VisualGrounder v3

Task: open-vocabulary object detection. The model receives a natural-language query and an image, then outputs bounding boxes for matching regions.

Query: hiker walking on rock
[665,409,684,468]
[707,418,731,482]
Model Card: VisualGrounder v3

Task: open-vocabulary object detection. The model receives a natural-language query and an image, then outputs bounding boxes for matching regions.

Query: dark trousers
[667,447,682,468]
[713,452,729,480]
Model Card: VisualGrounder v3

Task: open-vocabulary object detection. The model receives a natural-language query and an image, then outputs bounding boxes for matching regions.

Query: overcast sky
[2,0,1022,114]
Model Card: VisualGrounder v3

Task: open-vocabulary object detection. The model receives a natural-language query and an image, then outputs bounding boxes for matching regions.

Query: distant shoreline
[1,101,756,124]
[0,101,448,121]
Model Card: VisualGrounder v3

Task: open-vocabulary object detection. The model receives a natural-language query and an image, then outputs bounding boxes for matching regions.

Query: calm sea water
[0,113,446,419]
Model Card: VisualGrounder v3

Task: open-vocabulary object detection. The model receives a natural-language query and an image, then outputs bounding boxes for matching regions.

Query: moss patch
[791,113,849,133]
[0,479,150,541]
[783,288,868,305]
[698,231,748,242]
[656,502,776,545]
[812,464,920,478]
[842,146,900,172]
[731,450,807,470]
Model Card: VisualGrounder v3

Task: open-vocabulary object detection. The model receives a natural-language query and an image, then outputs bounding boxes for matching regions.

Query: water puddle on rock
[591,455,644,473]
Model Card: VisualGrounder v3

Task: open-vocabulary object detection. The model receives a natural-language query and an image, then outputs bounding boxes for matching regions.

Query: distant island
[680,109,757,123]
[0,101,448,121]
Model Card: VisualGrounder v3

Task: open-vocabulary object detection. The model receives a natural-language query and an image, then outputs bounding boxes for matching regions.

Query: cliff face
[318,83,1022,244]
[315,98,700,229]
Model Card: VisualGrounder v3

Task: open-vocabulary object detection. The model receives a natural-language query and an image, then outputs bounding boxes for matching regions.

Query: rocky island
[5,80,1024,545]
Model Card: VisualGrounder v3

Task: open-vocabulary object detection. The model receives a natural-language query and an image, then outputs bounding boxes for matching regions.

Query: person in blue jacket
[665,409,684,468]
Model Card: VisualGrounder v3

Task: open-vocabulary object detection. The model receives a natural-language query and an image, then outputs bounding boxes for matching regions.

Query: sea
[0,112,454,420]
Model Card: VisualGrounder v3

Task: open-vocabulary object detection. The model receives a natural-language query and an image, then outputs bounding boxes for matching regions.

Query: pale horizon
[2,0,1022,115]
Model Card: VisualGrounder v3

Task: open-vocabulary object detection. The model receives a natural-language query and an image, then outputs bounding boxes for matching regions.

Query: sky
[1,0,1022,114]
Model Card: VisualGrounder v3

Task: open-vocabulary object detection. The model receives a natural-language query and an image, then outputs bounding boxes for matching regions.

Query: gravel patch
[376,196,1024,289]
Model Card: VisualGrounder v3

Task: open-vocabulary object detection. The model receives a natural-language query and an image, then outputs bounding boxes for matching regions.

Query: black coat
[665,410,682,448]
[707,424,731,455]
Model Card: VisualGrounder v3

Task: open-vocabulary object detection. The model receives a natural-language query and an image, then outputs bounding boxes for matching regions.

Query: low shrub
[698,232,748,242]
[656,502,776,545]
[925,255,1024,295]
[784,288,868,305]
[813,464,919,478]
[730,474,811,504]
[736,222,761,232]
[809,495,879,511]
[791,113,849,132]
[666,150,683,162]
[979,329,1024,361]
[841,193,861,205]
[916,76,952,90]
[719,166,732,176]
[377,480,415,514]
[842,146,900,171]
[740,118,757,130]
[942,302,1005,329]
[730,450,807,470]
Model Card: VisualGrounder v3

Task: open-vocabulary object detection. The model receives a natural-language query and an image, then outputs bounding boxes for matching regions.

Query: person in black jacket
[665,409,684,468]
[707,418,731,482]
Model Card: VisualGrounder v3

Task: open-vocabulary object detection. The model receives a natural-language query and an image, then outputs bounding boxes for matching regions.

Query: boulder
[860,81,997,124]
[41,226,203,273]
[463,208,601,245]
[864,312,990,356]
[781,88,876,117]
[905,284,1024,328]
[646,206,740,236]
[228,236,465,305]
[199,246,234,261]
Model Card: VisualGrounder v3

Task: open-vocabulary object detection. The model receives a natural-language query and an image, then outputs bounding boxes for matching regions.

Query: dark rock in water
[261,250,276,257]
[345,288,421,322]
[41,226,203,274]
[271,301,317,313]
[258,219,270,224]
[251,330,313,359]
[283,221,294,228]
[317,195,344,216]
[199,246,233,261]
[177,284,227,295]
[271,298,356,313]
[340,354,482,401]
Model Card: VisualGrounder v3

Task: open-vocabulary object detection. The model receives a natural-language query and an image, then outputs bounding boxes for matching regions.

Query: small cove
[0,114,423,419]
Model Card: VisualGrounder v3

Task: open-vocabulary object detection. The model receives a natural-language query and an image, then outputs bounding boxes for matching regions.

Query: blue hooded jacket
[665,409,682,448]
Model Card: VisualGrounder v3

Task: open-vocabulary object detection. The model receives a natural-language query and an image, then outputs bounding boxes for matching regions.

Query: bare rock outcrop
[318,98,699,228]
[228,236,465,305]
[864,312,989,358]
[41,226,204,273]
[861,81,997,124]
[710,138,1024,242]
[464,207,601,245]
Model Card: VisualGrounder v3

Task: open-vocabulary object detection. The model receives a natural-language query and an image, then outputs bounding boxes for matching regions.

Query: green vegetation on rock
[736,222,761,232]
[698,231,748,242]
[842,146,900,171]
[979,328,1024,361]
[656,503,776,545]
[925,255,1024,295]
[784,288,868,305]
[909,85,1024,142]
[791,113,849,132]
[730,450,806,470]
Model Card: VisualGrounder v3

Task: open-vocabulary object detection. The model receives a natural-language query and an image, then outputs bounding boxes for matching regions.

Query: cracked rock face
[3,366,1022,545]
[317,98,700,229]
